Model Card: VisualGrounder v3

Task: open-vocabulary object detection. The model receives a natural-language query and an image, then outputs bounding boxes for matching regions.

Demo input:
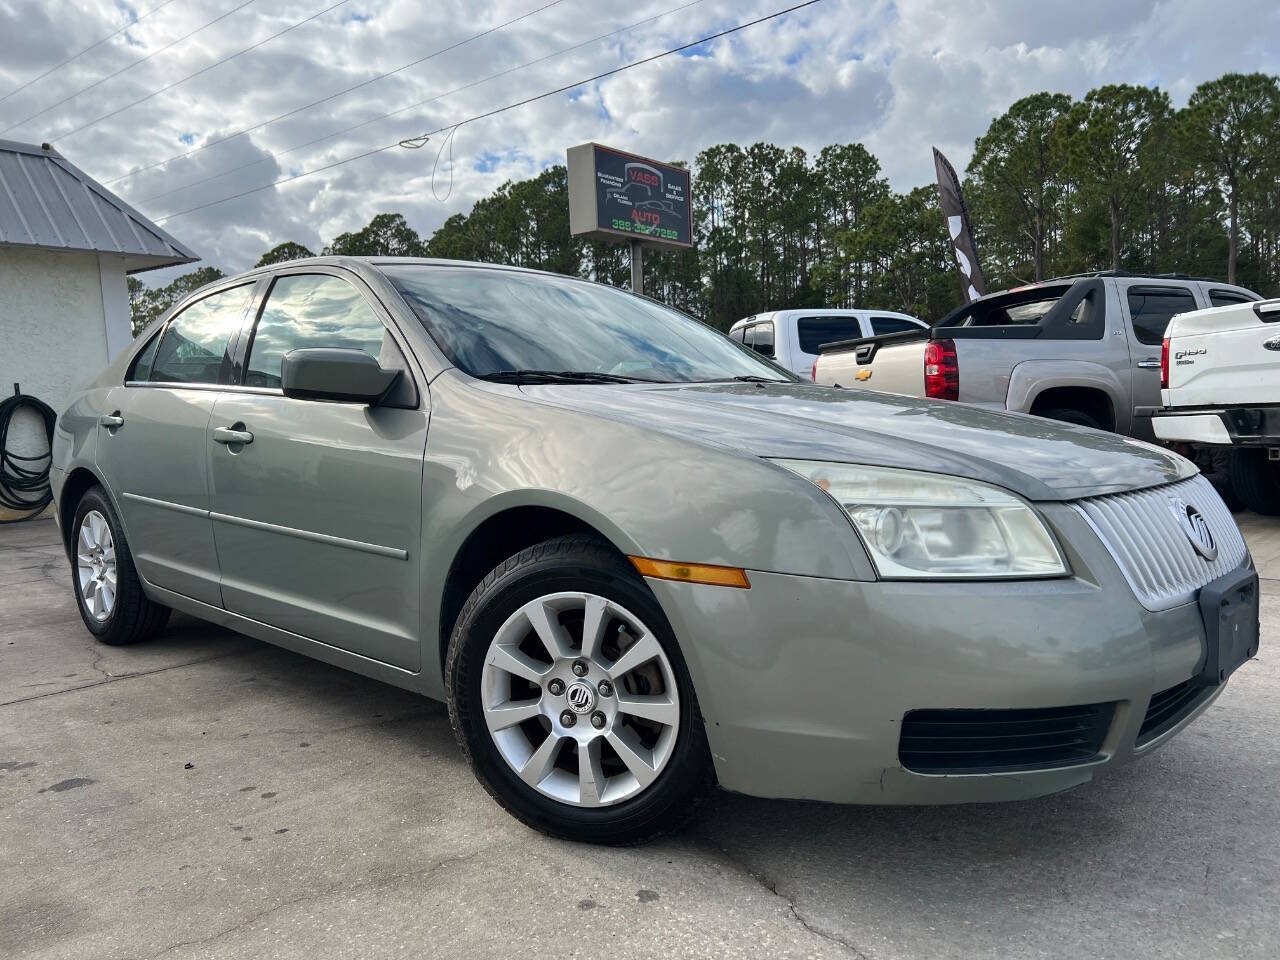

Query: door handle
[1136,359,1161,369]
[99,414,124,429]
[212,426,254,445]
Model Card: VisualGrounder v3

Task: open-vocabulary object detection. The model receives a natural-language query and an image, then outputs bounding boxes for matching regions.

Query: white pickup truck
[729,308,926,378]
[812,272,1260,440]
[1152,298,1280,514]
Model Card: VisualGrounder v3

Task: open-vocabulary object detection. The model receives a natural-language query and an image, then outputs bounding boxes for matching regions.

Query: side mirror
[280,348,400,405]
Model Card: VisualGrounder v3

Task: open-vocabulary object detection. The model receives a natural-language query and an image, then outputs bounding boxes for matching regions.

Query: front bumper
[645,503,1243,805]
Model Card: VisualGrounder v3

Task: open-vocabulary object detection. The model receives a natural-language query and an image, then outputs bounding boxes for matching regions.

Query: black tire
[446,534,714,844]
[1040,408,1102,430]
[1202,448,1242,512]
[70,486,171,645]
[1229,449,1280,516]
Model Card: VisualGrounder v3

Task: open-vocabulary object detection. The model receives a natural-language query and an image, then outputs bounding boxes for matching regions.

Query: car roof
[730,308,920,328]
[233,255,556,283]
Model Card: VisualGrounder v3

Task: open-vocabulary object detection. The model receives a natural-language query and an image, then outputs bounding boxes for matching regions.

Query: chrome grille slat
[1072,475,1249,612]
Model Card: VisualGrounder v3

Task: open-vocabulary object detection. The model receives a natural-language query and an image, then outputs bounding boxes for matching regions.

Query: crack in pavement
[129,846,494,960]
[0,650,255,707]
[695,838,872,959]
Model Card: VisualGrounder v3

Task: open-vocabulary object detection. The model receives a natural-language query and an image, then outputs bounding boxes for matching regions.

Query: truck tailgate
[1164,301,1280,407]
[813,336,927,395]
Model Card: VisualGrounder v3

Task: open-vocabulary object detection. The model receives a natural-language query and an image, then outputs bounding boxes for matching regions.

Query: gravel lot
[2,514,1277,960]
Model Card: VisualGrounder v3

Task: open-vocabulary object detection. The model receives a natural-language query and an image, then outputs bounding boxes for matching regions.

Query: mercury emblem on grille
[1169,497,1217,561]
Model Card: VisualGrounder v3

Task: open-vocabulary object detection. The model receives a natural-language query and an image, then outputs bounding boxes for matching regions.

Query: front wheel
[446,535,713,844]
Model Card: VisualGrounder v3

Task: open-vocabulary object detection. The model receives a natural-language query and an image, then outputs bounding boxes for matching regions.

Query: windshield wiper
[710,374,790,383]
[478,370,653,384]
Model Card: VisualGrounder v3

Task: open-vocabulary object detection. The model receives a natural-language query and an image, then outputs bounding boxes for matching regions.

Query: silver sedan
[51,257,1259,843]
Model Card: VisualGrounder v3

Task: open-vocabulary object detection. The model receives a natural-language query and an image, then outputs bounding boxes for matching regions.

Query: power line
[52,0,354,142]
[2,0,260,136]
[0,0,185,107]
[102,0,569,187]
[133,0,706,207]
[152,0,824,224]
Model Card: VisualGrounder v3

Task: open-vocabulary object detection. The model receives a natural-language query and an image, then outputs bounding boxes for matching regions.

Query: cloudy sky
[1,0,1278,282]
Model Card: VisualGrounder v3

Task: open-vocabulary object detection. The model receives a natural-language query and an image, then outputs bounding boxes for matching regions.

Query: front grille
[899,703,1114,774]
[1138,679,1210,745]
[1072,474,1248,611]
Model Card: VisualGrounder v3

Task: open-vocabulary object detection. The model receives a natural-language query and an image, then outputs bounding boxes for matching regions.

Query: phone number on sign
[610,218,679,241]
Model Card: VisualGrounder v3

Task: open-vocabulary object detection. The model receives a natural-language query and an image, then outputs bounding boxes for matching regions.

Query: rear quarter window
[747,322,775,358]
[127,331,161,382]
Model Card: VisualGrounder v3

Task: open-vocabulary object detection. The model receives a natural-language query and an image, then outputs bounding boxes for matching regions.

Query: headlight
[772,460,1067,579]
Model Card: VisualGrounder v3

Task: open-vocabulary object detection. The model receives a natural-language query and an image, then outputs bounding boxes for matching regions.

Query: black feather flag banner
[933,147,986,303]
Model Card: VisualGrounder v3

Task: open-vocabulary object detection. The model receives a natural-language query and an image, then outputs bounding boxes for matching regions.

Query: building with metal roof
[0,139,199,520]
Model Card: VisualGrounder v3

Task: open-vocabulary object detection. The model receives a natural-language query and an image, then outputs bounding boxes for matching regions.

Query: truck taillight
[1160,337,1170,389]
[923,339,958,400]
[811,356,819,382]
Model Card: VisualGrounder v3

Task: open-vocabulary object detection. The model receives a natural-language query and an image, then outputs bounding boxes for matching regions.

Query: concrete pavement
[2,515,1278,960]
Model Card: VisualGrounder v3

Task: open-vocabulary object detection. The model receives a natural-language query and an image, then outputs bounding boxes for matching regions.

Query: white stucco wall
[0,246,131,518]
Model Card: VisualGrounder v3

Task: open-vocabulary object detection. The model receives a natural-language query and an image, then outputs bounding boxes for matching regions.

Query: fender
[1006,360,1130,434]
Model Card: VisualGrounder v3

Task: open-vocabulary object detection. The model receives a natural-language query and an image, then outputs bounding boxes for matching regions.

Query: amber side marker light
[628,556,751,589]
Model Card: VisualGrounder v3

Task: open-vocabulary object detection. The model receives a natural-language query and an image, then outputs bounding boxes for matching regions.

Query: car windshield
[383,264,794,383]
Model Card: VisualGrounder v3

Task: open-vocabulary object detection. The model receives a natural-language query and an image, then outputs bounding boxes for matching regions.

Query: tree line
[130,71,1280,334]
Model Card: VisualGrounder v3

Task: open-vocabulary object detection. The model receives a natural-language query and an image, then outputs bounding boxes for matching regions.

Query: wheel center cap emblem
[565,681,596,714]
[1170,497,1217,561]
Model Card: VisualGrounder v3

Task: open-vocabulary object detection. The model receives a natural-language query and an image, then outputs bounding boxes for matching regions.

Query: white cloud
[0,0,1275,281]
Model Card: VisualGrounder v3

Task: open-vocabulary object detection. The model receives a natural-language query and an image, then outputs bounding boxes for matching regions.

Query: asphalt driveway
[2,515,1278,960]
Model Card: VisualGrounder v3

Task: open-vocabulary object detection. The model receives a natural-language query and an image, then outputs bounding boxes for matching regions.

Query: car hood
[521,381,1195,501]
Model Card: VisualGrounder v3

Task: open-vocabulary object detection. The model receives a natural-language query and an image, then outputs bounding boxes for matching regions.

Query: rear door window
[729,326,746,344]
[149,284,254,384]
[1126,286,1198,345]
[870,316,919,336]
[245,274,395,389]
[1209,289,1253,308]
[796,316,864,353]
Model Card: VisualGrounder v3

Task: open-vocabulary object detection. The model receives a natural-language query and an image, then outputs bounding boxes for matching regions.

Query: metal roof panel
[0,138,198,272]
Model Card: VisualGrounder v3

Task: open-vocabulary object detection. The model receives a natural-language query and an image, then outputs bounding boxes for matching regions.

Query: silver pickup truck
[813,272,1260,440]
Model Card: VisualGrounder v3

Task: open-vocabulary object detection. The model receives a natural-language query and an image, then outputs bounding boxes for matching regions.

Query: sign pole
[630,240,643,294]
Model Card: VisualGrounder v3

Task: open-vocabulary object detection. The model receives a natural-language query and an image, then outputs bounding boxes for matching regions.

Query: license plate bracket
[1196,567,1260,687]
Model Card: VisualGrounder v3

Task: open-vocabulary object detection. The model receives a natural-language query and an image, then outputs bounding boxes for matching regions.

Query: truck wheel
[1203,449,1242,512]
[1041,408,1101,430]
[1228,450,1280,516]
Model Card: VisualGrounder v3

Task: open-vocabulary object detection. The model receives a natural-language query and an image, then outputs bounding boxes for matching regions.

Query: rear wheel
[446,535,713,844]
[1040,408,1101,430]
[71,487,171,644]
[1229,449,1280,515]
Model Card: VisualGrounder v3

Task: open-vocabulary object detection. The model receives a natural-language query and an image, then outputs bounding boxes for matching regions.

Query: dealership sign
[567,143,693,250]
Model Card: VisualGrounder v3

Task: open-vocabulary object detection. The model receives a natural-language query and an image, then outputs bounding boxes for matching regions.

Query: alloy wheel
[480,591,680,807]
[76,510,117,622]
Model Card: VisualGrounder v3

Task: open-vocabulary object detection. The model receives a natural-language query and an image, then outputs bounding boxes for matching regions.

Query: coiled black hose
[0,390,57,523]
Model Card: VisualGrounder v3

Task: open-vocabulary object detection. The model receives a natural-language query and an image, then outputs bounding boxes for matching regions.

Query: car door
[1122,283,1200,440]
[206,270,428,670]
[96,282,258,607]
